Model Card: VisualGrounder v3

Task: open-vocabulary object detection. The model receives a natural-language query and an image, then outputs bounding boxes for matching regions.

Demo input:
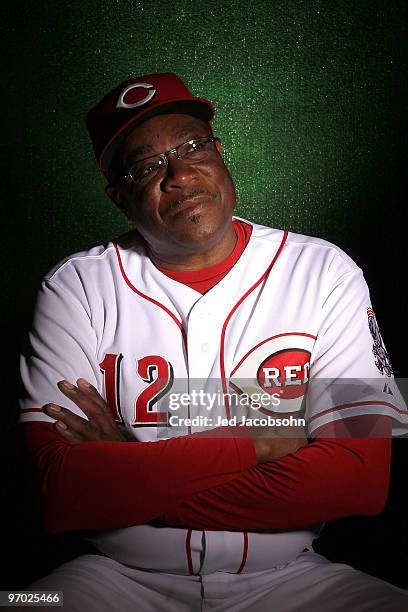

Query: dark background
[1,0,407,590]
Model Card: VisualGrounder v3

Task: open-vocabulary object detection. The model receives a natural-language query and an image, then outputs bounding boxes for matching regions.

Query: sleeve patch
[367,308,393,377]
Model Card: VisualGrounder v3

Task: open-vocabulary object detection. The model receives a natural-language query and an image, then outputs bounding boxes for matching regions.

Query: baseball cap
[86,72,215,173]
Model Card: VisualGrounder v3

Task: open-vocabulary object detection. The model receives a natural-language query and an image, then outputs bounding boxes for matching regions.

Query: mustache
[168,189,217,211]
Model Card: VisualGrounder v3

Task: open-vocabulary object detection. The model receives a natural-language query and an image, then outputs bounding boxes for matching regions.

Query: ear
[105,185,131,220]
[215,138,222,155]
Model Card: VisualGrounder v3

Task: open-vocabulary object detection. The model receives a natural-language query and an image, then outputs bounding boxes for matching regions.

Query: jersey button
[201,342,210,352]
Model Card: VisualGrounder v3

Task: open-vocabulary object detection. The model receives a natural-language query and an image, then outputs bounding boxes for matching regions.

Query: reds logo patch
[257,348,310,400]
[230,333,315,413]
[367,308,393,377]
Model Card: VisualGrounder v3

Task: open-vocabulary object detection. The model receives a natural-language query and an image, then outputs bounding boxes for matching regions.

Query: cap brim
[100,98,214,172]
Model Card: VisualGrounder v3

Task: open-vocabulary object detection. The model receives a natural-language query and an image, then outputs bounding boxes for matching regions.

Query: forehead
[120,113,212,162]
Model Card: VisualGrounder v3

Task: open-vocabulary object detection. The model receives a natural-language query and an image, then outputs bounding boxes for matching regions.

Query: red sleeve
[162,417,392,530]
[21,422,256,534]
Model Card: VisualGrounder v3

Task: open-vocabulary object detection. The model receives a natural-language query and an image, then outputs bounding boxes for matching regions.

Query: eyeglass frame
[122,136,220,186]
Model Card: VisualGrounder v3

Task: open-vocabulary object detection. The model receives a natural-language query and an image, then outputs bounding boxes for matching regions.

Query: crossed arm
[21,378,392,534]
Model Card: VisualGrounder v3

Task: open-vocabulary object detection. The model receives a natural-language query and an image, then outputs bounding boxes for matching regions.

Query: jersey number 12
[99,353,173,427]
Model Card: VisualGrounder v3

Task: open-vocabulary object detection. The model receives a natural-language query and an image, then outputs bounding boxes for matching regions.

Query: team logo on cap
[367,308,393,376]
[116,82,157,109]
[230,333,315,413]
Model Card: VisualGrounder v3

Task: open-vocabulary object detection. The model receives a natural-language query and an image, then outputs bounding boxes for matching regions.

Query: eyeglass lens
[129,138,217,185]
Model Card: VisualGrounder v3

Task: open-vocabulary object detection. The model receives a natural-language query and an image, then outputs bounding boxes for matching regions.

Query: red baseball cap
[86,72,215,173]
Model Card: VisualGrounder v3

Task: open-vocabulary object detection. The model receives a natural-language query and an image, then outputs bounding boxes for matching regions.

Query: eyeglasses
[123,136,220,187]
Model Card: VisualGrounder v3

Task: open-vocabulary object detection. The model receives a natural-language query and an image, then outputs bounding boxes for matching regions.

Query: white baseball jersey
[20,217,408,574]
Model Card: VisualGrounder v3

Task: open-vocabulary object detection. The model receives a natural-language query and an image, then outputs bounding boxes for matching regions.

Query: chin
[169,211,231,247]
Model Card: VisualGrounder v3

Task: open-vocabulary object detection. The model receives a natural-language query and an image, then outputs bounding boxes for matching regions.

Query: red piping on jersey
[236,532,249,574]
[220,230,289,420]
[230,331,317,377]
[185,529,195,575]
[20,408,44,414]
[113,242,187,349]
[308,400,408,424]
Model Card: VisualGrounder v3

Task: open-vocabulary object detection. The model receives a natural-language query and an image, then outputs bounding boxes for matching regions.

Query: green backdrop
[2,0,407,368]
[1,0,407,588]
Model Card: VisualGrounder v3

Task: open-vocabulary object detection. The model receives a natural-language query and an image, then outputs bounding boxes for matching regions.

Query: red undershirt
[21,220,391,534]
[155,219,252,293]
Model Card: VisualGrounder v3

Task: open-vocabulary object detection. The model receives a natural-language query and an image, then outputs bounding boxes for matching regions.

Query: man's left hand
[42,379,127,444]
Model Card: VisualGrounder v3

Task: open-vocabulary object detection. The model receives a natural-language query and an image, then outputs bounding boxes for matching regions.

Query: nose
[160,153,198,192]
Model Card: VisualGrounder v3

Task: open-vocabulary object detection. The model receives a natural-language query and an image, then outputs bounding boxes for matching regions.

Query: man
[20,73,408,610]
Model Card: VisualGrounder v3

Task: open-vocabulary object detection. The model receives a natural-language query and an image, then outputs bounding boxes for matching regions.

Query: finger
[57,380,116,433]
[53,419,85,445]
[43,402,95,439]
[75,385,126,439]
[76,379,117,423]
[58,379,107,413]
[76,378,107,409]
[58,379,109,417]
